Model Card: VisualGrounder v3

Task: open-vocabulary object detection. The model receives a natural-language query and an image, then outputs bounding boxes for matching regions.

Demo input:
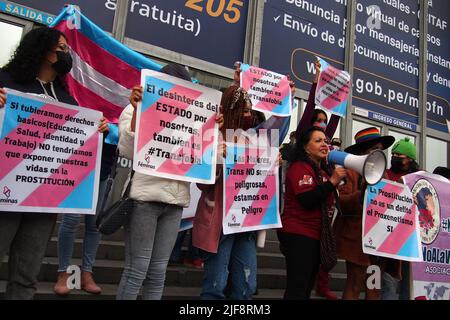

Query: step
[0,257,346,291]
[44,238,346,273]
[44,238,286,268]
[53,221,125,242]
[0,281,346,300]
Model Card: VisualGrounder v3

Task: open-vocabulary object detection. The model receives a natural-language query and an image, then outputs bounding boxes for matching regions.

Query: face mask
[390,156,405,172]
[52,51,73,76]
[313,121,327,129]
[241,116,255,131]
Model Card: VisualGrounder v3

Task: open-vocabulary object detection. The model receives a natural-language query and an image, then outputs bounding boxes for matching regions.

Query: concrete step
[52,222,283,254]
[44,238,346,273]
[44,237,285,268]
[0,281,346,300]
[0,257,346,291]
[53,221,126,243]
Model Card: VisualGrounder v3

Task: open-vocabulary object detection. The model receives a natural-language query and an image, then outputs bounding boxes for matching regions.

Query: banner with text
[134,70,220,184]
[362,179,421,261]
[315,57,350,118]
[240,64,292,117]
[223,143,281,235]
[403,171,450,300]
[0,90,102,214]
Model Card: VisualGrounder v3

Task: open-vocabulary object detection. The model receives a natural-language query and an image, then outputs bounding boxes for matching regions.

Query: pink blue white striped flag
[134,70,220,184]
[315,57,351,118]
[240,64,292,117]
[362,179,422,261]
[0,90,102,214]
[222,143,281,235]
[50,5,161,124]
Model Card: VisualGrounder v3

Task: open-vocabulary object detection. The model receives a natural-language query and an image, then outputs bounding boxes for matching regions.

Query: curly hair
[285,126,332,178]
[2,27,66,83]
[220,85,265,134]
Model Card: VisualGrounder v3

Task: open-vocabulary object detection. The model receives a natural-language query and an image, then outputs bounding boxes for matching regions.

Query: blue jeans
[170,229,200,262]
[200,232,257,300]
[57,179,107,273]
[116,201,182,300]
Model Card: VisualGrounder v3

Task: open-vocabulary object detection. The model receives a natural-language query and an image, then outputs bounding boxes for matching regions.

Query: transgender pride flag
[240,64,292,117]
[362,179,422,261]
[50,5,161,123]
[222,143,281,235]
[315,57,351,118]
[0,90,102,214]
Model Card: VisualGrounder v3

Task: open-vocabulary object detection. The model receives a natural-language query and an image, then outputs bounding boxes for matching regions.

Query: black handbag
[96,168,135,235]
[319,202,338,272]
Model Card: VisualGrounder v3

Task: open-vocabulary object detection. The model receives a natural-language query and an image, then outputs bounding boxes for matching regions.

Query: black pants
[277,232,320,300]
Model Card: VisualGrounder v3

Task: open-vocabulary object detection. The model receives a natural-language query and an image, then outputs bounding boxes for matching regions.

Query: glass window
[0,21,23,67]
[387,130,417,168]
[426,136,448,172]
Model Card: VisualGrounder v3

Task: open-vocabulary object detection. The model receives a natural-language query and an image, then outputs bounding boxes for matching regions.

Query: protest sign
[403,171,450,300]
[240,64,292,117]
[223,143,281,235]
[362,179,421,261]
[315,57,351,117]
[134,70,220,184]
[0,89,102,214]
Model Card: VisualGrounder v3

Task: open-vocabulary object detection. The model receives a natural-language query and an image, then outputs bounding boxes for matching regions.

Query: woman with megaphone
[278,126,346,299]
[334,127,395,300]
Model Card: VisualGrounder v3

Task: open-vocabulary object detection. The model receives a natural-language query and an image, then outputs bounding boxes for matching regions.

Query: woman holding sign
[192,84,268,300]
[278,127,346,299]
[116,63,224,300]
[0,27,108,299]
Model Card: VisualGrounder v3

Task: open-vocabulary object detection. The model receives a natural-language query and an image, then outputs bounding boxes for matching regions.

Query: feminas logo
[0,186,18,204]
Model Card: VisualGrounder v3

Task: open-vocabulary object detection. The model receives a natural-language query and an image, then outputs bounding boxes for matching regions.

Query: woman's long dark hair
[220,85,265,134]
[285,126,332,179]
[311,109,328,125]
[2,27,66,83]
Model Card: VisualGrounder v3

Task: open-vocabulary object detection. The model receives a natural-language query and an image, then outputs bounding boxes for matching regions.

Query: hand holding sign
[315,57,351,118]
[240,64,292,117]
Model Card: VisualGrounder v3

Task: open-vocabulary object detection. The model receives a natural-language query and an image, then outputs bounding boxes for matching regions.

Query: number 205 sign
[125,0,249,67]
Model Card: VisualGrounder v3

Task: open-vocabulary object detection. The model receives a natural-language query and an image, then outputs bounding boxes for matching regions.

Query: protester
[278,127,346,299]
[381,137,419,300]
[0,27,108,299]
[192,85,265,299]
[116,63,223,300]
[334,127,395,300]
[433,166,450,180]
[54,137,116,295]
[169,229,203,268]
[296,60,340,140]
[290,60,342,300]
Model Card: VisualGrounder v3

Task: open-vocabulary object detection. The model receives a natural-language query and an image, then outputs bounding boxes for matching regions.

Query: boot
[54,272,71,296]
[81,271,102,294]
[315,268,338,300]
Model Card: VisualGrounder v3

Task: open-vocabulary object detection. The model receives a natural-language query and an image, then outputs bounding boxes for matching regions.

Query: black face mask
[52,51,73,76]
[241,116,256,131]
[390,156,405,172]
